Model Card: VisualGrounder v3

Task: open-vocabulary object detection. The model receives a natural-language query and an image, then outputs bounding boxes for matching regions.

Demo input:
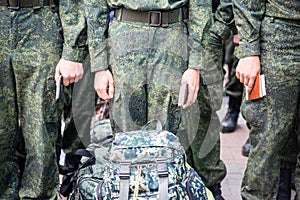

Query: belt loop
[7,0,20,10]
[115,8,123,20]
[161,11,169,27]
[49,0,58,12]
[32,0,41,9]
[182,7,188,23]
[49,0,56,9]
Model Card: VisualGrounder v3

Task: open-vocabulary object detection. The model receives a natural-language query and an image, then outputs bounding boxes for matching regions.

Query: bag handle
[119,161,131,200]
[157,158,169,200]
[141,120,163,131]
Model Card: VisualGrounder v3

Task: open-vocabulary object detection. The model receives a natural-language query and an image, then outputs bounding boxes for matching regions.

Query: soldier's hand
[55,59,84,86]
[181,68,200,109]
[233,34,239,46]
[236,56,260,93]
[94,69,114,100]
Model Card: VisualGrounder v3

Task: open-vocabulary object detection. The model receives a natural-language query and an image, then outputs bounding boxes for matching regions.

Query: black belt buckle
[7,0,19,10]
[148,11,162,27]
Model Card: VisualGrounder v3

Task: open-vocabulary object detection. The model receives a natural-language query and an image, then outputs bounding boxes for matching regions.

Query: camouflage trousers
[185,76,227,187]
[186,30,227,187]
[108,19,226,187]
[241,16,300,200]
[0,7,63,199]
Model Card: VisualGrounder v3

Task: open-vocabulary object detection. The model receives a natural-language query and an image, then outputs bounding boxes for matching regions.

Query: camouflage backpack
[61,119,113,200]
[94,120,208,200]
[68,156,104,200]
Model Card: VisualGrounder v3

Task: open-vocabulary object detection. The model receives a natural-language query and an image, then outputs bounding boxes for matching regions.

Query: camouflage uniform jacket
[84,0,212,72]
[59,0,88,63]
[233,0,300,58]
[211,0,237,41]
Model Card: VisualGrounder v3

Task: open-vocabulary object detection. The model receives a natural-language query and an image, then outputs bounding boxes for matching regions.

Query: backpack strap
[74,149,93,158]
[157,158,169,200]
[119,161,131,200]
[142,120,163,131]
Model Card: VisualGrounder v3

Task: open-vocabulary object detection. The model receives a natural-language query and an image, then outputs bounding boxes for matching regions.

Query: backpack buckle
[119,161,131,179]
[157,158,168,178]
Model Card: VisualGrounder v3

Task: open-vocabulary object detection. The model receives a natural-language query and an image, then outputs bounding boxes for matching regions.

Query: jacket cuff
[90,51,108,72]
[211,21,232,41]
[189,50,205,70]
[235,41,260,58]
[61,45,87,63]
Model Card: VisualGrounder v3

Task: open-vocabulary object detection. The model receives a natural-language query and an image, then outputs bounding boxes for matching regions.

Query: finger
[243,77,249,87]
[190,84,199,105]
[74,76,80,83]
[63,78,70,86]
[108,81,114,99]
[79,68,84,78]
[60,71,69,80]
[69,73,76,80]
[78,72,84,81]
[96,90,103,99]
[183,85,194,109]
[236,71,240,80]
[99,85,111,100]
[69,78,75,84]
[55,67,60,82]
[74,71,83,83]
[183,96,193,109]
[247,78,255,93]
[192,86,199,104]
[239,75,244,84]
[96,88,107,99]
[100,92,110,100]
[247,87,253,94]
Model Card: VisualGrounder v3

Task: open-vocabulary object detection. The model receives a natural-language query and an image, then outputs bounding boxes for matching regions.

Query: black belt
[114,6,188,27]
[0,0,57,9]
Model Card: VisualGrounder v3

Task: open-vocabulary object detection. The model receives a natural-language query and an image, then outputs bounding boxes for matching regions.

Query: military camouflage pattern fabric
[233,0,300,59]
[240,18,300,199]
[179,30,226,187]
[211,0,237,42]
[296,98,300,198]
[60,119,112,199]
[183,77,227,187]
[233,0,300,197]
[87,119,113,165]
[59,0,87,62]
[61,57,93,157]
[106,19,226,188]
[222,39,243,98]
[85,0,212,72]
[211,0,242,98]
[69,162,105,200]
[107,19,188,132]
[95,127,208,199]
[82,0,226,190]
[0,6,63,199]
[59,0,89,156]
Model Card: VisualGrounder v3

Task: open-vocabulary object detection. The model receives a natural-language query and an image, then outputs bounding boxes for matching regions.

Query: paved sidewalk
[218,97,296,200]
[217,97,249,200]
